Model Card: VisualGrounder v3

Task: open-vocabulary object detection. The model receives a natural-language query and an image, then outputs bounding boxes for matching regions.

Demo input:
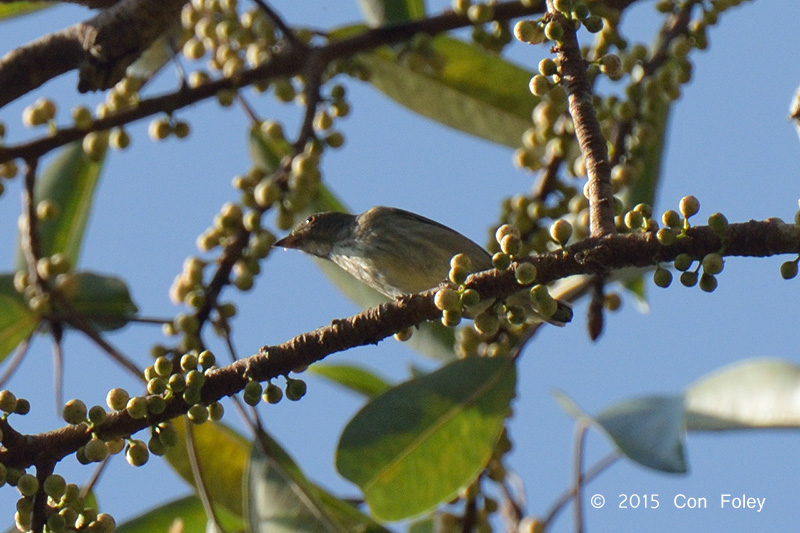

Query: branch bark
[0,218,798,471]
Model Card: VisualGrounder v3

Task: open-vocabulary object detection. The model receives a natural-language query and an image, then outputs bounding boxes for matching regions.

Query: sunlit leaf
[356,0,425,27]
[0,274,37,361]
[0,1,50,20]
[337,356,516,520]
[14,141,106,269]
[116,495,242,533]
[685,357,800,430]
[309,363,392,399]
[333,27,537,147]
[62,271,138,331]
[165,420,250,517]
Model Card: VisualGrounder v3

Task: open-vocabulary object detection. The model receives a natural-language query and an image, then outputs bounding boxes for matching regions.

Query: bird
[274,206,571,324]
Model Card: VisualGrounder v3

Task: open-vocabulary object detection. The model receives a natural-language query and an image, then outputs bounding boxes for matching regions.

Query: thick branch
[0,218,797,470]
[0,0,184,108]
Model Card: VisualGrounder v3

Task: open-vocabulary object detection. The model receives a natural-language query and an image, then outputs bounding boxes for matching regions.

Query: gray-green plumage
[274,206,492,298]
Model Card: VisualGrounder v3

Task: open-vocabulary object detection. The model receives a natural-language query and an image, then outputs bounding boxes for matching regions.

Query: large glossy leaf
[685,358,800,430]
[63,271,138,331]
[309,363,392,399]
[345,31,537,147]
[356,0,425,27]
[246,430,389,533]
[336,355,516,521]
[14,141,106,270]
[0,274,37,361]
[116,495,242,533]
[164,420,250,517]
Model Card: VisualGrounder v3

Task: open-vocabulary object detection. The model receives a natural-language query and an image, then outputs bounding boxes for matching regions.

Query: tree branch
[0,218,797,470]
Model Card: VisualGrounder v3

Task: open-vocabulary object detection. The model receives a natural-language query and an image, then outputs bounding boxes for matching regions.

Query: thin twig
[184,418,224,532]
[0,335,32,388]
[572,421,588,533]
[542,452,620,528]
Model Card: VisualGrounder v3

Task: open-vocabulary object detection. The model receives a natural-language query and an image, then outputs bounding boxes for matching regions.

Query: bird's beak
[273,233,299,249]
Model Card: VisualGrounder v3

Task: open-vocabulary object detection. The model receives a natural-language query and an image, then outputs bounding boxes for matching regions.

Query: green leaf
[685,357,800,430]
[594,395,687,474]
[351,32,537,147]
[63,271,138,331]
[336,356,516,521]
[0,1,50,20]
[14,141,106,270]
[0,274,38,361]
[116,495,242,533]
[248,126,293,173]
[246,430,389,533]
[309,363,392,399]
[356,0,425,27]
[164,420,250,517]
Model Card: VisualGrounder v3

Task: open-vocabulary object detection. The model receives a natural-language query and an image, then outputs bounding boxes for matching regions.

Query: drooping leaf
[246,430,389,533]
[62,271,138,331]
[164,420,250,517]
[14,141,106,270]
[248,125,293,173]
[356,0,425,27]
[115,495,242,533]
[685,358,800,430]
[555,391,687,474]
[336,355,516,521]
[0,274,38,361]
[334,28,537,147]
[309,363,393,399]
[594,395,687,474]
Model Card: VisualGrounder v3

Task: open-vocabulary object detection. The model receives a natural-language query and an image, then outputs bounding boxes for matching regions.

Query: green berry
[529,74,551,96]
[157,422,179,447]
[441,309,462,327]
[657,228,676,245]
[707,212,728,236]
[544,20,563,41]
[186,369,205,389]
[500,234,522,255]
[17,473,39,497]
[653,267,673,288]
[624,210,644,230]
[702,253,724,275]
[148,435,168,456]
[169,373,186,393]
[187,403,209,424]
[549,219,573,245]
[492,252,512,270]
[84,437,109,462]
[88,405,107,426]
[506,305,527,325]
[460,288,481,308]
[514,263,537,285]
[263,382,283,404]
[514,20,544,44]
[147,377,167,395]
[679,195,700,219]
[0,390,17,413]
[780,260,798,280]
[583,15,602,33]
[62,399,87,425]
[495,224,521,244]
[153,356,173,377]
[662,209,682,229]
[434,288,460,311]
[126,440,149,466]
[699,273,718,292]
[538,58,558,77]
[673,253,693,271]
[198,350,216,369]
[147,395,167,414]
[679,271,698,287]
[208,401,224,421]
[285,378,307,401]
[449,265,468,285]
[450,253,473,272]
[243,380,263,406]
[43,474,66,499]
[126,396,148,419]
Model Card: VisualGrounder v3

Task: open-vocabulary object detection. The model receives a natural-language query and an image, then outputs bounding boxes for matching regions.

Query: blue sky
[1,1,799,531]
